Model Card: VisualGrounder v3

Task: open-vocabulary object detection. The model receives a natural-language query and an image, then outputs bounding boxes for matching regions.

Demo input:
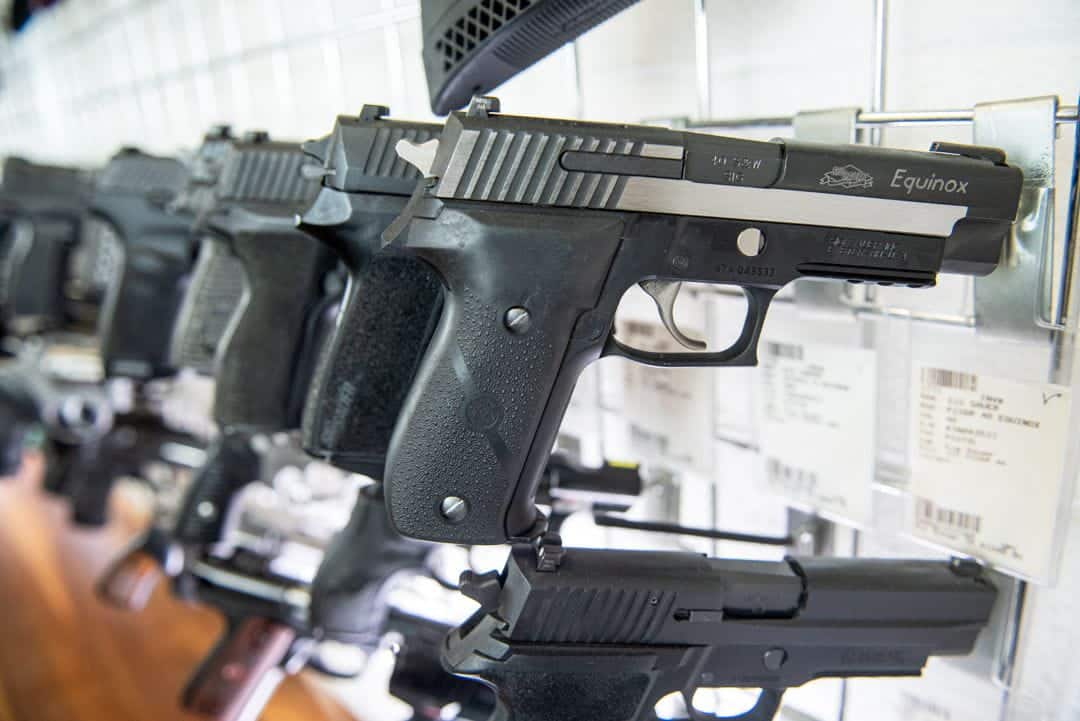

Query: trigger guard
[681,689,785,721]
[602,285,775,368]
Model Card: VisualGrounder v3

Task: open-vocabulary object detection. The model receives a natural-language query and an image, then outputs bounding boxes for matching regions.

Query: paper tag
[617,315,713,474]
[756,340,876,526]
[908,367,1072,580]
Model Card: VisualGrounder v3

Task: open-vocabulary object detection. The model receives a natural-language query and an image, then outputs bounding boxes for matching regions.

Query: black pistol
[0,157,92,336]
[382,97,1023,544]
[445,546,997,721]
[91,147,193,380]
[168,125,247,376]
[171,132,332,549]
[297,105,444,478]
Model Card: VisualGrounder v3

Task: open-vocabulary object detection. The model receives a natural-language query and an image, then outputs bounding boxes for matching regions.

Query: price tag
[908,367,1072,580]
[757,340,877,526]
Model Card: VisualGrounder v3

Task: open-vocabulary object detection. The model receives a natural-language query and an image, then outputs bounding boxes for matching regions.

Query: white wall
[3,2,1080,721]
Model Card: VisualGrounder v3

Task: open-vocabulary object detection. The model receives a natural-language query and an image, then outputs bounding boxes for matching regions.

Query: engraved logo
[819,164,874,190]
[464,394,502,432]
[891,169,968,195]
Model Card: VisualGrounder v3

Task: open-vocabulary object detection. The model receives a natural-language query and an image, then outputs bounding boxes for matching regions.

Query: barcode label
[921,368,977,392]
[916,497,983,533]
[765,457,818,495]
[765,341,804,361]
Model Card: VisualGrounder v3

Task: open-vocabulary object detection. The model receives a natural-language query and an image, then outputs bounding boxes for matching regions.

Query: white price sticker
[908,367,1072,580]
[619,318,713,473]
[757,341,876,525]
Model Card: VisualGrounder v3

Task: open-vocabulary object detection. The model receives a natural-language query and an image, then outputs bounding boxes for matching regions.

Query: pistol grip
[212,222,333,430]
[41,438,82,495]
[181,617,296,721]
[310,487,430,642]
[9,218,77,329]
[98,224,193,380]
[0,409,29,477]
[301,255,442,477]
[173,430,261,545]
[168,237,246,374]
[68,426,138,527]
[384,207,624,543]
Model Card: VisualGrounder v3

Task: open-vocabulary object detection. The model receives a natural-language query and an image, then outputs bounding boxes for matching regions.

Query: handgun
[63,131,239,523]
[0,346,113,482]
[296,106,444,478]
[421,0,640,114]
[66,408,203,526]
[169,485,431,720]
[96,134,330,607]
[181,486,434,721]
[91,147,192,381]
[175,560,311,721]
[162,462,631,718]
[386,609,495,721]
[383,97,1023,544]
[171,133,332,549]
[168,126,247,376]
[0,157,92,335]
[309,484,432,646]
[445,544,997,721]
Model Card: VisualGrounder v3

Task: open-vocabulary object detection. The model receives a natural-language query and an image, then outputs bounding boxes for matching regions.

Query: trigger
[638,280,706,351]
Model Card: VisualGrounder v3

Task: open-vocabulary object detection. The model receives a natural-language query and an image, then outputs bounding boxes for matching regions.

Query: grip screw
[440,496,469,523]
[504,307,531,334]
[196,501,216,520]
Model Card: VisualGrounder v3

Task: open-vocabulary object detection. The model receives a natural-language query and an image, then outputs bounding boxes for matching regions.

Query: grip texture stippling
[384,206,624,543]
[301,256,442,477]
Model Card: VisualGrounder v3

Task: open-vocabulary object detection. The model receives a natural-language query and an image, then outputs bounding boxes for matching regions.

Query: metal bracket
[974,96,1062,342]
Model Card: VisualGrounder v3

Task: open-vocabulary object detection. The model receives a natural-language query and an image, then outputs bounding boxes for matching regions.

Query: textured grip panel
[94,199,194,380]
[9,219,77,328]
[301,255,442,477]
[212,220,334,430]
[173,430,261,545]
[68,422,144,526]
[384,206,623,543]
[168,237,246,374]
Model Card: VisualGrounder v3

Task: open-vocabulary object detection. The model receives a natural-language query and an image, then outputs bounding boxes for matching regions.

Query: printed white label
[618,317,713,474]
[908,367,1072,580]
[757,341,876,525]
